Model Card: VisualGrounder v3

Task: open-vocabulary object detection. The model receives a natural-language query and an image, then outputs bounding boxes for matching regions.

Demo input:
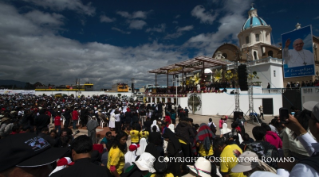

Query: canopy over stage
[149,56,233,75]
[149,56,234,93]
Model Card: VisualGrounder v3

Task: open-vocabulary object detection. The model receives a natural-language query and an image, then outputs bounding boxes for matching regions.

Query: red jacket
[72,110,79,120]
[54,116,62,126]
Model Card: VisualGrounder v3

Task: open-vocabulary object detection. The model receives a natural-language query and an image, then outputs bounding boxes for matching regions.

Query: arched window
[222,53,227,59]
[268,50,273,57]
[254,51,258,60]
[255,34,260,41]
[246,36,249,44]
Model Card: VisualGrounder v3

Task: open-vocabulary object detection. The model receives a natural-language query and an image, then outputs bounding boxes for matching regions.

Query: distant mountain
[0,80,27,88]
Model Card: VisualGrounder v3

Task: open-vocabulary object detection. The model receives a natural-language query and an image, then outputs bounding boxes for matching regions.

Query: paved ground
[68,113,273,141]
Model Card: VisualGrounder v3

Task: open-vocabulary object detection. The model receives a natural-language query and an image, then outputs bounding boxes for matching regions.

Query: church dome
[242,7,268,30]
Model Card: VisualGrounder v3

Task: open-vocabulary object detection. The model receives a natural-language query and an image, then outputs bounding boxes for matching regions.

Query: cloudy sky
[0,0,318,89]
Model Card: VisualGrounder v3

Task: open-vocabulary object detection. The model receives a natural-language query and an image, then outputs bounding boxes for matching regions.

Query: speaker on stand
[238,64,248,91]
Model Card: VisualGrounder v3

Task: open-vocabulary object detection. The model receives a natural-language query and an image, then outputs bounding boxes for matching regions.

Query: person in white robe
[150,120,160,132]
[136,138,147,156]
[124,144,138,171]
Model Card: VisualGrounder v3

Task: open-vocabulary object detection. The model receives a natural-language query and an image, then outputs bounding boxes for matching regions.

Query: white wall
[35,91,133,97]
[251,64,270,88]
[270,65,284,88]
[179,97,189,110]
[301,87,319,108]
[197,91,281,116]
[248,61,283,88]
[146,86,282,116]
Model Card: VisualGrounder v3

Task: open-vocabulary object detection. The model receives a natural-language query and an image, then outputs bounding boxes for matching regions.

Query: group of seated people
[1,100,319,177]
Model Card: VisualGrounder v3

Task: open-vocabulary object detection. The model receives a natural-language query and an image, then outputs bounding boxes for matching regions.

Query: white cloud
[185,0,253,55]
[23,0,95,16]
[0,2,184,89]
[129,20,147,29]
[146,24,166,33]
[165,25,193,39]
[132,11,148,19]
[314,16,319,20]
[177,25,193,32]
[25,10,64,26]
[116,11,131,18]
[191,5,218,24]
[116,10,149,19]
[112,27,131,34]
[175,15,180,19]
[100,15,116,23]
[116,11,150,30]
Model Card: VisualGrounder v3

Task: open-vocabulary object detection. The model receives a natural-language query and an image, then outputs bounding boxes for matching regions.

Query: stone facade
[212,6,319,87]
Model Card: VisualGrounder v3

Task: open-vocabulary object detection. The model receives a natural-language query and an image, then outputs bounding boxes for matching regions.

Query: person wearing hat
[276,101,319,177]
[0,117,13,138]
[231,151,276,176]
[51,135,108,177]
[151,160,174,177]
[0,133,68,177]
[122,152,156,177]
[187,157,212,177]
[49,157,74,176]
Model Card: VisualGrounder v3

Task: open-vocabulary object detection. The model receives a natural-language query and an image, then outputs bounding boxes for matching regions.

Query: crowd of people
[286,80,319,88]
[0,94,319,177]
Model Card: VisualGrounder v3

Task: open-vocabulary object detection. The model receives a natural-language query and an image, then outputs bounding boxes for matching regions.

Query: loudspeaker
[238,64,248,91]
[234,111,243,122]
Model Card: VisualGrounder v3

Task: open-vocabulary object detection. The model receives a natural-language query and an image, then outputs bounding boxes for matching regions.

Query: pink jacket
[265,131,282,149]
[219,120,224,128]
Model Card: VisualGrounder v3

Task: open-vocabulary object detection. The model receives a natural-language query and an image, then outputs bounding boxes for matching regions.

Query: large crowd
[0,94,319,177]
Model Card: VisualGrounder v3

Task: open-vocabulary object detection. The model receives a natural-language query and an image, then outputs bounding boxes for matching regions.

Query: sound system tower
[238,64,248,91]
[234,111,243,122]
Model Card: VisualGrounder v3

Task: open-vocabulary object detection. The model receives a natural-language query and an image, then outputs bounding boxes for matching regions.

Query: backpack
[209,123,217,134]
[243,141,279,169]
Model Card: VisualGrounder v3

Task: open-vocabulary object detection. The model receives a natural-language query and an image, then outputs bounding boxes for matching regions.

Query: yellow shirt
[198,143,214,157]
[130,130,140,143]
[139,131,149,139]
[220,144,245,177]
[107,147,125,174]
[151,173,174,177]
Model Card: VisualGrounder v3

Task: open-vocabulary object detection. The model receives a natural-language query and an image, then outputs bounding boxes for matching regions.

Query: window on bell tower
[246,36,249,44]
[255,34,259,41]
